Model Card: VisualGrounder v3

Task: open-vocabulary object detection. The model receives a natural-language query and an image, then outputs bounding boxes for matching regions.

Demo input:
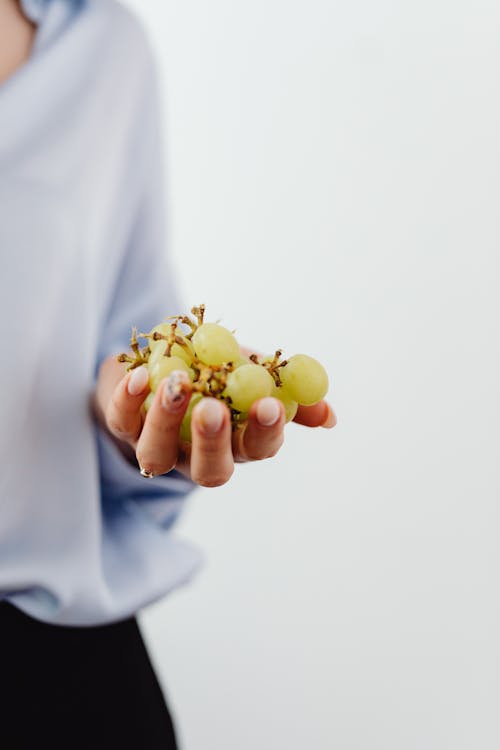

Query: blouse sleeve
[94,40,196,519]
[96,47,181,369]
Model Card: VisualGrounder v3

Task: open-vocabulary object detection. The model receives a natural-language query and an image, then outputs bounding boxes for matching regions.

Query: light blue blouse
[0,0,202,625]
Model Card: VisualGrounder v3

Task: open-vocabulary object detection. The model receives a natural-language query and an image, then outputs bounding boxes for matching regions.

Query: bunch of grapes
[118,305,329,441]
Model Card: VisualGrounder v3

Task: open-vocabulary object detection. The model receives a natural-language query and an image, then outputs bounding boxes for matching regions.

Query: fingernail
[127,366,149,396]
[322,405,337,429]
[256,397,281,427]
[196,398,224,435]
[161,370,190,410]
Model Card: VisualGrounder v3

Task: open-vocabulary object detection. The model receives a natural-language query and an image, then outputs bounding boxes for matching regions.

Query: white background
[123,1,500,748]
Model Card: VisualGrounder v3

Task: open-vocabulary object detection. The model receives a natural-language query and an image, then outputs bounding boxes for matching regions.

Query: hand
[93,355,336,487]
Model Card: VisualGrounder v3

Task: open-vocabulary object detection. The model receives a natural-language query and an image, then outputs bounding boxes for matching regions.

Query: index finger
[105,365,150,444]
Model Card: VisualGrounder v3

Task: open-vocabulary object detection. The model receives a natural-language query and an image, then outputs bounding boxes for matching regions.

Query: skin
[3,1,337,486]
[0,1,36,85]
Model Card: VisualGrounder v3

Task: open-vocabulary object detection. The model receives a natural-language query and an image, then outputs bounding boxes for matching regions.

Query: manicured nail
[256,397,281,427]
[322,405,337,429]
[196,398,224,435]
[127,366,149,396]
[161,371,190,410]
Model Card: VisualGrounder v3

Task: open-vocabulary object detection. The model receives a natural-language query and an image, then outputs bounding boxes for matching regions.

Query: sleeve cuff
[95,423,197,528]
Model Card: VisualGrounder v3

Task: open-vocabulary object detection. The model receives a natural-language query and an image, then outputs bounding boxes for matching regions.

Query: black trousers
[0,601,178,749]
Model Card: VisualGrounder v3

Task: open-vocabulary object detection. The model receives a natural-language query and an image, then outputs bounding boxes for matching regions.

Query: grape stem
[165,314,197,338]
[190,359,234,397]
[191,305,205,327]
[141,321,194,359]
[117,327,150,370]
[249,350,288,387]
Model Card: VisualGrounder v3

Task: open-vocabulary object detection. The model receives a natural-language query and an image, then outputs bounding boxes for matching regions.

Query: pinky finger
[293,401,337,429]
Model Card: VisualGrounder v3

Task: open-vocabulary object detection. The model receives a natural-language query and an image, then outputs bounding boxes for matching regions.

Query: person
[0,0,336,747]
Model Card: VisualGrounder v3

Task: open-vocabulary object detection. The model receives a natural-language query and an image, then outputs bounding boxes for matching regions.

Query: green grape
[148,323,194,365]
[148,323,170,351]
[148,355,191,392]
[192,322,240,365]
[148,343,168,370]
[148,341,195,372]
[223,364,274,412]
[259,354,274,364]
[144,391,155,412]
[235,354,251,367]
[270,382,298,423]
[232,410,249,426]
[280,354,328,406]
[179,393,203,442]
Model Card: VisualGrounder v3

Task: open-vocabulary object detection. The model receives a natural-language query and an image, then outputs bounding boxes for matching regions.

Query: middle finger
[190,397,233,487]
[136,371,191,477]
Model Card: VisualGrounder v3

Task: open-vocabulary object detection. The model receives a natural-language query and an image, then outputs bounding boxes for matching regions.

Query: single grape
[235,354,251,367]
[148,342,195,375]
[280,354,328,405]
[148,323,194,365]
[192,322,240,365]
[271,383,298,423]
[179,393,203,442]
[148,323,170,351]
[223,363,274,412]
[148,355,192,392]
[147,343,167,370]
[144,391,155,412]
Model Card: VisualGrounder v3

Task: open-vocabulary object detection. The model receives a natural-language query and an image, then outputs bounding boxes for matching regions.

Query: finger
[105,365,150,444]
[293,401,337,428]
[190,398,234,487]
[136,371,192,477]
[233,397,285,462]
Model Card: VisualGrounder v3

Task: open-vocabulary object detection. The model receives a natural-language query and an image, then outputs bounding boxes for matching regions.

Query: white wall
[122,1,500,748]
